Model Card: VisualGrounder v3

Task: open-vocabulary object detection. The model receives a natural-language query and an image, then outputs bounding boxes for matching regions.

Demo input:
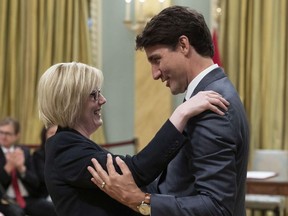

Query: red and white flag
[212,29,222,67]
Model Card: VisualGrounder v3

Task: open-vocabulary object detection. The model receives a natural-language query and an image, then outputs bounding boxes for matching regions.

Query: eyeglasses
[90,89,102,101]
[0,130,15,137]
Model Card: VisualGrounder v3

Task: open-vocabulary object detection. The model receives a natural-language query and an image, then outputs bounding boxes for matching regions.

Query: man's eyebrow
[148,54,159,62]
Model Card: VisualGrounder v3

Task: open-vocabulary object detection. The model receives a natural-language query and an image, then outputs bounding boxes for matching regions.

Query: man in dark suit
[88,6,249,216]
[0,117,57,216]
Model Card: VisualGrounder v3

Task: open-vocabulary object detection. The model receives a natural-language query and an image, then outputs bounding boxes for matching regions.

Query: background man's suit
[0,146,39,197]
[0,145,56,216]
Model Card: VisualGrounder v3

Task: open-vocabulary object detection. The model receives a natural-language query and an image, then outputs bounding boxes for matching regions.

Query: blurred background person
[0,117,57,216]
[0,182,24,216]
[33,125,57,200]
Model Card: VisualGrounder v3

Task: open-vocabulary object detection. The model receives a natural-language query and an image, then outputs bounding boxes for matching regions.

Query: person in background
[37,62,229,216]
[0,182,24,216]
[33,125,57,199]
[0,117,57,216]
[88,5,249,216]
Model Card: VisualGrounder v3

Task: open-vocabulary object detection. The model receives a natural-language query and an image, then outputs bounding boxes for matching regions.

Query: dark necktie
[11,169,26,208]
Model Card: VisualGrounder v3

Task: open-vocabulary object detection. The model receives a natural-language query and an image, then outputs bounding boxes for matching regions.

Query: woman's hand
[170,90,229,132]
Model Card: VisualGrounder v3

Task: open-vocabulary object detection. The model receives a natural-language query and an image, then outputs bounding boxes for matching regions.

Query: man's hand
[4,148,26,175]
[12,148,26,174]
[4,152,15,173]
[87,154,145,211]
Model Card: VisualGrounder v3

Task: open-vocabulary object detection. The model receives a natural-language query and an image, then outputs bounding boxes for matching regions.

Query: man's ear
[178,35,190,54]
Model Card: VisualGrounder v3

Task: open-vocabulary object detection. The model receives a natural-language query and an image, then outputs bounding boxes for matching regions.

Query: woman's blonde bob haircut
[38,62,103,128]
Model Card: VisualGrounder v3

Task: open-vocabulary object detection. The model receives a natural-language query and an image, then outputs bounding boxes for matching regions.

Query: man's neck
[188,52,214,83]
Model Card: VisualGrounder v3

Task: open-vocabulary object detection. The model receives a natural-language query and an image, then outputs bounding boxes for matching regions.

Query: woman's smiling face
[76,88,106,137]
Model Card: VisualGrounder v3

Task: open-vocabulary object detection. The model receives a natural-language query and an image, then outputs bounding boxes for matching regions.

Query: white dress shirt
[184,64,219,101]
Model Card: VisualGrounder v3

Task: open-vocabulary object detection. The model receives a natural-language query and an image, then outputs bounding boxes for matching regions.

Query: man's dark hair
[136,5,214,57]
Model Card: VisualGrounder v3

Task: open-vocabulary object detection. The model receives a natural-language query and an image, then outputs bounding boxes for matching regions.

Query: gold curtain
[219,0,288,155]
[0,0,105,144]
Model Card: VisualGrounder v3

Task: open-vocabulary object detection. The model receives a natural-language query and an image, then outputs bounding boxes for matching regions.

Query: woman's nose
[98,93,107,104]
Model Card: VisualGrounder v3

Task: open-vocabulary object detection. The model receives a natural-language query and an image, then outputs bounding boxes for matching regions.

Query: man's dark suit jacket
[45,120,188,216]
[148,68,250,216]
[0,145,57,216]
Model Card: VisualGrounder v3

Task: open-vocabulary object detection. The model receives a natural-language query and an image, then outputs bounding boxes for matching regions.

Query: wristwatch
[137,193,151,215]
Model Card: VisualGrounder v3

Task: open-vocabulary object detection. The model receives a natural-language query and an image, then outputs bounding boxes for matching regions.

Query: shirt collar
[184,64,219,101]
[1,145,15,154]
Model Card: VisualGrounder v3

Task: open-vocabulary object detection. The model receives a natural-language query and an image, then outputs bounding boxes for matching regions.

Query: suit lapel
[0,148,5,162]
